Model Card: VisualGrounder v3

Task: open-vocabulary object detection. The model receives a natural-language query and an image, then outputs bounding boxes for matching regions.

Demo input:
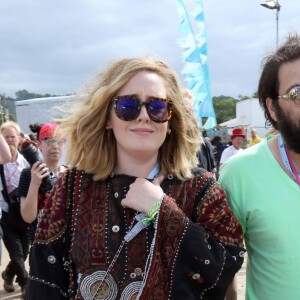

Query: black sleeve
[18,167,32,197]
[205,140,216,171]
[197,140,216,172]
[25,240,70,299]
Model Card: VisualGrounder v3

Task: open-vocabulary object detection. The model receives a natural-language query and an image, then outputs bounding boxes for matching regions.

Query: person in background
[26,57,244,299]
[0,132,12,265]
[219,33,300,299]
[28,133,39,149]
[181,88,217,174]
[197,130,217,174]
[19,123,67,243]
[219,128,245,167]
[210,135,227,178]
[265,127,279,140]
[0,121,30,298]
[249,128,262,146]
[18,132,30,151]
[0,133,13,164]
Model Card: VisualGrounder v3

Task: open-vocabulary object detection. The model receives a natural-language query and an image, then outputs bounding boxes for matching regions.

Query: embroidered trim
[200,243,227,299]
[168,218,189,299]
[28,275,68,298]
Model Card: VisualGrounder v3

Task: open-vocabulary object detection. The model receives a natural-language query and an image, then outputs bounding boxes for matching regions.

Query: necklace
[91,163,161,299]
[49,165,61,178]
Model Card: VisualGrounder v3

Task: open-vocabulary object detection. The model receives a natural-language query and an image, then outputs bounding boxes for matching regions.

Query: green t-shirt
[219,139,300,300]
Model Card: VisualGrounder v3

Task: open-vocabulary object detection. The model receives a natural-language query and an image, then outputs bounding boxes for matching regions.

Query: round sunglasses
[42,138,66,146]
[113,96,173,123]
[278,86,300,105]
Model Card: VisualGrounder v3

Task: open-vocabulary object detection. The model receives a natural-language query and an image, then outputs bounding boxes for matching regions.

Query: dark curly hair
[257,33,300,129]
[29,123,43,140]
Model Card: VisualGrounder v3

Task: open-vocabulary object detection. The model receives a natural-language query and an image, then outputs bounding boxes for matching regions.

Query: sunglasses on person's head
[278,86,300,105]
[113,95,173,123]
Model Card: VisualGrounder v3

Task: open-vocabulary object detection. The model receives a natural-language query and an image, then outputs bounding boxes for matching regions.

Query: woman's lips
[130,128,154,134]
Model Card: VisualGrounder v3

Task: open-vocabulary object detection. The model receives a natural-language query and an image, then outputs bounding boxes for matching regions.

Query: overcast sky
[0,0,299,99]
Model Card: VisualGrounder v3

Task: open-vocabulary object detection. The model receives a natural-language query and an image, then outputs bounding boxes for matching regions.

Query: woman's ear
[106,120,112,129]
[266,97,277,122]
[106,109,112,129]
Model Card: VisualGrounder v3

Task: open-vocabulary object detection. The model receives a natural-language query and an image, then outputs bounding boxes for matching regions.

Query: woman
[19,123,67,241]
[26,57,245,299]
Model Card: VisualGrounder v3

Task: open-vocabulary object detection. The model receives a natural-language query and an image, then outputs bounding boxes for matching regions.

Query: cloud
[0,0,299,98]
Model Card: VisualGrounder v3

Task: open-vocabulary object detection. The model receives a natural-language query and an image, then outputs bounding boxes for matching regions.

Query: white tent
[219,118,237,128]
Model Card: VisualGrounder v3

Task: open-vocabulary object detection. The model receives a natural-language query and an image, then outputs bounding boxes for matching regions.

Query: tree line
[0,90,62,122]
[0,89,257,125]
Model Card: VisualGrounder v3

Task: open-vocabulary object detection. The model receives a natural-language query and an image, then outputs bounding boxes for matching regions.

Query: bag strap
[0,164,9,202]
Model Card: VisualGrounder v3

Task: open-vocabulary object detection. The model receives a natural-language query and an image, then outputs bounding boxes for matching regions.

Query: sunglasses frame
[113,95,173,123]
[42,138,66,146]
[278,86,300,105]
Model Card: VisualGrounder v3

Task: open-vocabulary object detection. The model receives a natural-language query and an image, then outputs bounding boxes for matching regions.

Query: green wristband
[141,193,165,225]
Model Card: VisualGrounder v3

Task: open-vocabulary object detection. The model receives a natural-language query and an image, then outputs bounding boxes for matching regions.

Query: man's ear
[266,97,277,122]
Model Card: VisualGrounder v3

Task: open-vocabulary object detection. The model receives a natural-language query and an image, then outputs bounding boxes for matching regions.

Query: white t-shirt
[0,153,29,212]
[220,145,243,165]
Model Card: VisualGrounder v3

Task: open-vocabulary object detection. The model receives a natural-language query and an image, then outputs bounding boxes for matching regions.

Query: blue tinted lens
[147,100,169,121]
[115,97,140,121]
[114,97,171,122]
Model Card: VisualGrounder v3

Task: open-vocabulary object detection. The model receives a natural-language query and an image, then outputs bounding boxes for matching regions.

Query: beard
[274,104,300,154]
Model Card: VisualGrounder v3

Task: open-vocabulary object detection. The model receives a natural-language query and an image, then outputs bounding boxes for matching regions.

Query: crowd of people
[0,33,299,300]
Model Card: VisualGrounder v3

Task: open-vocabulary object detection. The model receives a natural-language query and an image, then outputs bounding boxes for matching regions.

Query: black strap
[0,164,9,202]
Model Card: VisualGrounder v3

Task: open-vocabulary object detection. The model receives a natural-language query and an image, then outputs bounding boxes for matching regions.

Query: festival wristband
[141,193,165,225]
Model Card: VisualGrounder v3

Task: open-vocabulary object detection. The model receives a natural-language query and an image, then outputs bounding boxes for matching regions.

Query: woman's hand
[30,161,49,188]
[121,175,164,214]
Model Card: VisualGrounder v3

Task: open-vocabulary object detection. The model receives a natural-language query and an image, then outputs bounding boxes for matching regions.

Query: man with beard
[219,34,300,300]
[0,121,30,298]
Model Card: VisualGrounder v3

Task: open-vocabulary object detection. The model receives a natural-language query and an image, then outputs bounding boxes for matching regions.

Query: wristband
[141,193,165,225]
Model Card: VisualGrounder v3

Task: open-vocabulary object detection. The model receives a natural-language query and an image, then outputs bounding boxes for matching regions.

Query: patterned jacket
[26,168,245,300]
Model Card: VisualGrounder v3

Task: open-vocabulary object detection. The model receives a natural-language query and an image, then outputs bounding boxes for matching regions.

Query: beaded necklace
[91,163,161,299]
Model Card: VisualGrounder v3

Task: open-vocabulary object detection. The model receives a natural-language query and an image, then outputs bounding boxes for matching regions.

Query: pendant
[79,271,118,300]
[120,281,143,300]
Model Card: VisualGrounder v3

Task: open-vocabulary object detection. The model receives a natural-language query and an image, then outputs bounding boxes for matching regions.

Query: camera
[20,140,53,193]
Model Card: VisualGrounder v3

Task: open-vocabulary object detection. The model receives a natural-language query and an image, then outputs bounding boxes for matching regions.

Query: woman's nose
[136,105,150,122]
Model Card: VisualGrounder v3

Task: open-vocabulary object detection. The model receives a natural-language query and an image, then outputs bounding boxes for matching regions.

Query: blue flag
[176,0,217,128]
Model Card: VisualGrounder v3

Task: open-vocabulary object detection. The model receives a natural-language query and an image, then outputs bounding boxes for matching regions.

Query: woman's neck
[44,160,61,174]
[115,152,159,178]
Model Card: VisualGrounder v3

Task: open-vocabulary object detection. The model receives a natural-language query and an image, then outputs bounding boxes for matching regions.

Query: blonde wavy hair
[59,57,200,181]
